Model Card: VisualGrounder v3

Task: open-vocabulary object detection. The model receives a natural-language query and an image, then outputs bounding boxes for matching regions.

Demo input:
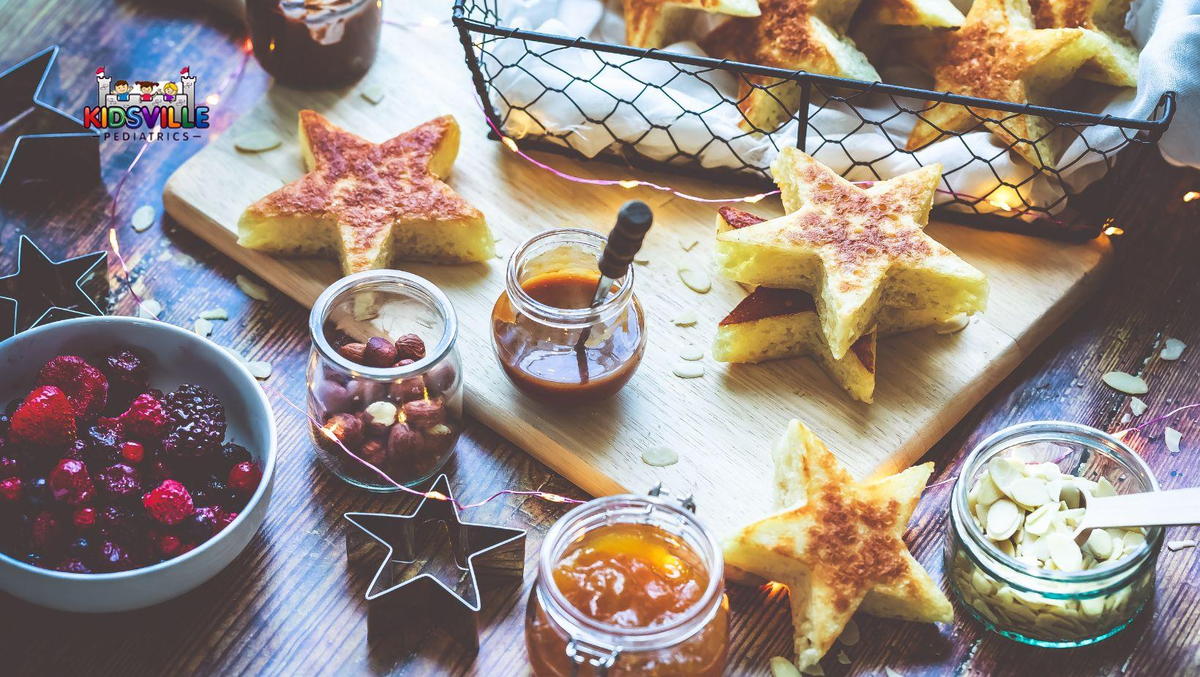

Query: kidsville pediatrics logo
[84,66,210,141]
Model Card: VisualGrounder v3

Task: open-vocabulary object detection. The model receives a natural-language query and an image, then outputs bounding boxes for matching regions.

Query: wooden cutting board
[163,6,1110,534]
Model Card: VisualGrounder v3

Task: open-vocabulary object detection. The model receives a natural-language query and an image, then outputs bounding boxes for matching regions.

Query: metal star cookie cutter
[0,235,108,340]
[344,474,526,652]
[0,46,101,201]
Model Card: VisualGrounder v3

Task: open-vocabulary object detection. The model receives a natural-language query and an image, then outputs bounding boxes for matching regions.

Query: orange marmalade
[526,500,728,676]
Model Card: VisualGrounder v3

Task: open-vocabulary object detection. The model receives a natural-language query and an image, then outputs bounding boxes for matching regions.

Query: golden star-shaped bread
[859,0,964,28]
[905,0,1097,167]
[716,148,988,359]
[700,0,879,133]
[723,420,952,670]
[1030,0,1138,87]
[623,0,761,48]
[238,110,493,276]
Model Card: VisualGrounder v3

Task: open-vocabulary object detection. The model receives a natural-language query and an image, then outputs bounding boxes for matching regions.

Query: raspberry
[157,533,182,557]
[73,506,97,531]
[56,557,92,574]
[227,461,262,496]
[162,385,226,458]
[96,463,142,502]
[49,458,95,505]
[37,355,109,419]
[142,479,195,525]
[30,511,63,553]
[0,476,21,502]
[9,385,77,448]
[95,540,134,572]
[120,441,145,464]
[118,393,170,442]
[97,348,148,410]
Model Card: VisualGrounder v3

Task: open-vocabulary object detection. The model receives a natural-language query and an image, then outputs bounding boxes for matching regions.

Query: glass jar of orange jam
[525,495,729,676]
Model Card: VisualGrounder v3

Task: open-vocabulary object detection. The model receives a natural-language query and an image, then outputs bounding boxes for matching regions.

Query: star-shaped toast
[238,111,493,276]
[701,0,879,133]
[905,0,1097,167]
[623,0,760,48]
[859,0,964,28]
[723,420,952,671]
[1030,0,1138,87]
[715,148,987,359]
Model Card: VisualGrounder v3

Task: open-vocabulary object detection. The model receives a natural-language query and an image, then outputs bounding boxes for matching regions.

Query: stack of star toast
[724,420,953,671]
[623,0,1140,166]
[712,148,988,402]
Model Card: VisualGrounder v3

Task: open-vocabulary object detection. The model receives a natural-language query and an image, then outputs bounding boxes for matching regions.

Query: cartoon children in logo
[136,81,157,102]
[113,80,131,102]
[161,82,178,101]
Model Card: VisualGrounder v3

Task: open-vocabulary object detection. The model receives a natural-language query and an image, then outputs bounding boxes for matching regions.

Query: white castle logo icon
[95,66,197,117]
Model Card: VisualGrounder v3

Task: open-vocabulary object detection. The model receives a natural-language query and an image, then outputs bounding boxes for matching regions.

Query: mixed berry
[0,346,263,574]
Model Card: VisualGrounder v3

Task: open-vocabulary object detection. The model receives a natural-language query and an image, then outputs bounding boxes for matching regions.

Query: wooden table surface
[1,2,1197,675]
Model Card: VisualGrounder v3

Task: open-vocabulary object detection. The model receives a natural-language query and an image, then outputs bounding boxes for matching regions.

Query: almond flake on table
[247,360,273,380]
[360,82,386,105]
[671,310,698,327]
[800,663,825,676]
[233,129,282,153]
[235,274,270,302]
[769,657,802,677]
[640,446,679,467]
[1130,397,1148,416]
[131,205,156,232]
[836,651,851,665]
[137,298,162,319]
[193,318,214,337]
[679,345,704,361]
[1161,337,1187,361]
[679,237,699,252]
[1101,371,1149,395]
[633,255,650,265]
[199,308,229,321]
[1165,427,1183,453]
[838,619,859,646]
[677,267,710,294]
[672,362,705,378]
[1167,539,1197,551]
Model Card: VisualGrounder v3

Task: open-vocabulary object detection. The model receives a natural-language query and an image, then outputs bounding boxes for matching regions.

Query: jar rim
[505,228,635,327]
[308,270,458,378]
[536,494,725,651]
[951,420,1162,586]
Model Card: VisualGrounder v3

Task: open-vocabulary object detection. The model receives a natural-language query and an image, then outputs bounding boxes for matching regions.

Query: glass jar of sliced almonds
[947,421,1162,648]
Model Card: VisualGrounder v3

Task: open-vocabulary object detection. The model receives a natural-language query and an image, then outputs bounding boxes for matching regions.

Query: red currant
[227,461,262,496]
[120,441,145,464]
[73,506,97,531]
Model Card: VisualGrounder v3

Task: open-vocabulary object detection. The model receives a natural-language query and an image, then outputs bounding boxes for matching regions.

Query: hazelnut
[338,342,367,364]
[402,398,445,428]
[319,413,363,451]
[316,380,353,414]
[425,363,458,395]
[359,439,388,466]
[387,423,423,457]
[363,337,398,368]
[347,379,385,405]
[362,401,397,438]
[394,333,426,362]
[423,423,458,455]
[389,375,426,403]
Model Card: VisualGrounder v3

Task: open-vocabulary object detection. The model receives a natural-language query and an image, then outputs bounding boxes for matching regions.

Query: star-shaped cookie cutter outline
[0,46,101,200]
[0,234,107,340]
[344,474,526,651]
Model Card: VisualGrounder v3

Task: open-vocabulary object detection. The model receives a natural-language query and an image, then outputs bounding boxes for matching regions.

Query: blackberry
[84,423,123,467]
[180,506,223,543]
[97,348,149,412]
[25,477,51,509]
[97,505,143,544]
[161,385,226,458]
[68,536,91,557]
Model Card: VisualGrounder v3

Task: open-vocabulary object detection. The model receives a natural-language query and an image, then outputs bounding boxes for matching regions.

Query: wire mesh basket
[451,0,1175,240]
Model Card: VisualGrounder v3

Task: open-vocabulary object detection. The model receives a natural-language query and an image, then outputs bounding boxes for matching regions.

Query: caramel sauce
[491,270,645,404]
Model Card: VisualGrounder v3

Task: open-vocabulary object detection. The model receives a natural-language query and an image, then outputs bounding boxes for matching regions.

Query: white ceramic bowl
[0,316,276,612]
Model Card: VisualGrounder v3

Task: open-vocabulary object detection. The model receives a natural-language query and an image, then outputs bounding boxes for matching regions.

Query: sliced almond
[1165,426,1183,453]
[1167,539,1197,551]
[247,360,273,380]
[1008,477,1052,509]
[236,274,271,302]
[1044,532,1083,571]
[193,318,214,337]
[1085,528,1114,560]
[671,310,698,327]
[360,82,387,105]
[769,657,802,677]
[131,205,156,232]
[988,457,1027,495]
[1160,337,1186,361]
[641,446,679,467]
[836,651,851,665]
[633,255,650,265]
[679,346,704,361]
[199,308,229,321]
[986,499,1021,541]
[677,267,711,294]
[1101,371,1148,395]
[1130,397,1147,416]
[234,128,282,152]
[137,298,162,319]
[838,619,859,646]
[672,362,705,379]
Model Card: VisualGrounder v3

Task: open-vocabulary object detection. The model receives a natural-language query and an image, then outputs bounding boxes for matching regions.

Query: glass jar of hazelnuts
[307,271,464,490]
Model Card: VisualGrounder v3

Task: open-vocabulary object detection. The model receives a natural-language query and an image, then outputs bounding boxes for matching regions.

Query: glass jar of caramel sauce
[245,0,382,89]
[525,495,729,676]
[491,229,646,405]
